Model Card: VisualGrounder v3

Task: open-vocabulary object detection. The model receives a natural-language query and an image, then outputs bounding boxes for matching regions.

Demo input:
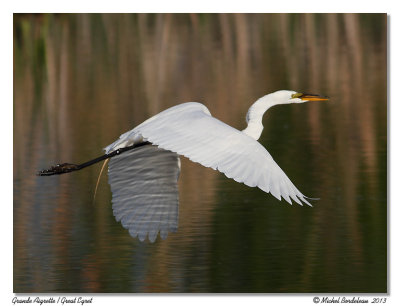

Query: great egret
[38,90,328,242]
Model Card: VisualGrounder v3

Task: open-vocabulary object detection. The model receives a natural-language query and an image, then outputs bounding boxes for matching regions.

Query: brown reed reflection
[14,13,386,292]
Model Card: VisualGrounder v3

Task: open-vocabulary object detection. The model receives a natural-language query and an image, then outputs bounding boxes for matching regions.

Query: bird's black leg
[37,141,151,176]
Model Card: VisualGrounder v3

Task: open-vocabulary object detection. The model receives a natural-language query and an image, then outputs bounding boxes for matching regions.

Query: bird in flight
[38,90,328,242]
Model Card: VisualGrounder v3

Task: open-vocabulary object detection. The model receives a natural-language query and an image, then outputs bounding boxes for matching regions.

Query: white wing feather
[108,145,180,242]
[105,102,311,206]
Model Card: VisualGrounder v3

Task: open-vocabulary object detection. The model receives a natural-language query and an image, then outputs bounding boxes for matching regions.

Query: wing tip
[280,194,318,207]
[301,195,318,207]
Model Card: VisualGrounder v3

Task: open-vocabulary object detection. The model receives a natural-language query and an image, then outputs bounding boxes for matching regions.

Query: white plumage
[106,100,310,204]
[104,90,329,241]
[108,145,180,242]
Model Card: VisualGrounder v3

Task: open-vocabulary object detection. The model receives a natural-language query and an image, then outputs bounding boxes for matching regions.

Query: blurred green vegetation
[14,13,386,293]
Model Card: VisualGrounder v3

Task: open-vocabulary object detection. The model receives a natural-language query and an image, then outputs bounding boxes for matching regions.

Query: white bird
[38,90,328,242]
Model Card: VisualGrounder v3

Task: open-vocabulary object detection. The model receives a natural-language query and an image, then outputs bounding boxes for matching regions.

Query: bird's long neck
[242,95,277,140]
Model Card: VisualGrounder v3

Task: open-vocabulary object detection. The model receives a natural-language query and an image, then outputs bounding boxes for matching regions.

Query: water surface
[13,13,387,293]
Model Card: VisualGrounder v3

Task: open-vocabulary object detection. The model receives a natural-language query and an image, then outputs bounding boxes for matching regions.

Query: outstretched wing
[105,102,311,206]
[108,144,180,242]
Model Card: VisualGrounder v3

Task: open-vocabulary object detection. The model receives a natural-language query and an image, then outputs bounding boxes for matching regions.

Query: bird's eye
[291,93,303,99]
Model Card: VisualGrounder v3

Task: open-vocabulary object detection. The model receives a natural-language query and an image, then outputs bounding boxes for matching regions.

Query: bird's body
[105,101,307,202]
[38,90,328,242]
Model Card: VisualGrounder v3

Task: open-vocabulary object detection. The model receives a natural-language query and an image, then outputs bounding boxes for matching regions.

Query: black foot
[37,163,80,176]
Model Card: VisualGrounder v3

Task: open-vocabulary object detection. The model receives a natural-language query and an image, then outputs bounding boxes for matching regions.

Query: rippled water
[13,13,387,293]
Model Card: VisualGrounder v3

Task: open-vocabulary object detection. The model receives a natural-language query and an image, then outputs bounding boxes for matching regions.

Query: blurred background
[13,13,387,293]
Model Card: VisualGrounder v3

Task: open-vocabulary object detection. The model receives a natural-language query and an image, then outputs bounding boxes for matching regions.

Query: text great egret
[38,90,328,242]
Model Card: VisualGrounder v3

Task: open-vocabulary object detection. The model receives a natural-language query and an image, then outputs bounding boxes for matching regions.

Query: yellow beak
[299,93,329,101]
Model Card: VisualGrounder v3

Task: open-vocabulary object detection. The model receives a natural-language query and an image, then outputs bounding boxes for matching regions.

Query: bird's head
[244,90,328,139]
[263,90,329,105]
